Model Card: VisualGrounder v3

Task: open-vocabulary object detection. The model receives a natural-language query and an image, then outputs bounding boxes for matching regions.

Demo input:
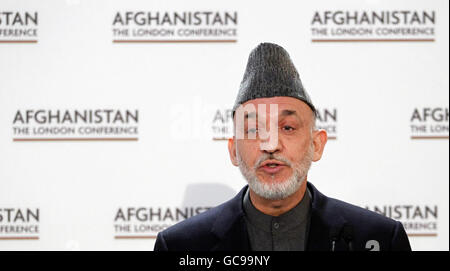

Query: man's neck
[249,180,308,217]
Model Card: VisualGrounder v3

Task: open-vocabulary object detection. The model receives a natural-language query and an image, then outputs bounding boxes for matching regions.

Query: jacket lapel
[210,186,251,251]
[209,183,348,251]
[306,182,348,251]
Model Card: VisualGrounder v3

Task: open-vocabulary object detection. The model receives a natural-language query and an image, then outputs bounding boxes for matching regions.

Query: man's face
[228,96,326,200]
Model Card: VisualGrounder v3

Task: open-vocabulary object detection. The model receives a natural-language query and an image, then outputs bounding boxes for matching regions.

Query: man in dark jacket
[154,43,411,251]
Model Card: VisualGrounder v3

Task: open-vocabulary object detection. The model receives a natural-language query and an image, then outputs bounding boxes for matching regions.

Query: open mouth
[260,160,285,167]
[258,160,287,174]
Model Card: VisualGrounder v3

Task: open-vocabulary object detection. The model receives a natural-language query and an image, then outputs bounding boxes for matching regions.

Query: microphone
[329,227,340,251]
[342,224,354,251]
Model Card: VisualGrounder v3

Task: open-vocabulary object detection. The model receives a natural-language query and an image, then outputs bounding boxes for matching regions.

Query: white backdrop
[0,0,448,251]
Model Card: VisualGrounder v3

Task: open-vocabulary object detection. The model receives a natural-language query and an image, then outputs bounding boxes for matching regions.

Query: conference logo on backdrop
[212,107,233,141]
[409,107,449,140]
[310,10,436,42]
[11,109,139,142]
[113,206,212,239]
[366,205,439,237]
[0,208,40,240]
[0,11,38,43]
[211,107,338,141]
[112,11,238,43]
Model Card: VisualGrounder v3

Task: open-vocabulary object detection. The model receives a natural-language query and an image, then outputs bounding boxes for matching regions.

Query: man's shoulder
[309,184,411,250]
[154,191,243,251]
[162,200,227,237]
[326,196,398,228]
[309,183,397,229]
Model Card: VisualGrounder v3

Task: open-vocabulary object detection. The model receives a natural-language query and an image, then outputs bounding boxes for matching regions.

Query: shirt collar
[243,185,311,233]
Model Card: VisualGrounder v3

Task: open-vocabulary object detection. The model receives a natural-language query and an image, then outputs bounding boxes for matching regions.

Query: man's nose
[262,143,280,154]
[258,106,280,152]
[264,149,278,157]
[259,128,281,153]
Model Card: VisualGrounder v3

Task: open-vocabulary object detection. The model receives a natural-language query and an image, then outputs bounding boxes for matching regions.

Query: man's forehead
[241,97,312,118]
[244,109,298,118]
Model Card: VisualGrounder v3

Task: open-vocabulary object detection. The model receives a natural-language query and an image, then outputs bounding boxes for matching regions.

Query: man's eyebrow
[245,110,299,118]
[280,109,297,117]
[280,109,304,126]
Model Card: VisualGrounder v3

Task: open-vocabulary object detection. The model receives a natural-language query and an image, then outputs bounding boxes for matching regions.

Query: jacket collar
[306,182,348,251]
[210,185,250,251]
[210,183,348,251]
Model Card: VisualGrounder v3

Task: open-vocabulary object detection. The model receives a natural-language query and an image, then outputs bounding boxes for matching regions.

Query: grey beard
[236,144,314,200]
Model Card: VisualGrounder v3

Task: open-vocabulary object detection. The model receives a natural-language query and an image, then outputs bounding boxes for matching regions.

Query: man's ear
[312,129,327,162]
[228,137,239,166]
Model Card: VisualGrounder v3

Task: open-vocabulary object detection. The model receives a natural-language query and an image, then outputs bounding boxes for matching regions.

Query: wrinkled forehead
[234,96,313,121]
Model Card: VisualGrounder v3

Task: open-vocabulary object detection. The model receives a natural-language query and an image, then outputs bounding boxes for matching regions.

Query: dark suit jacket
[154,182,411,251]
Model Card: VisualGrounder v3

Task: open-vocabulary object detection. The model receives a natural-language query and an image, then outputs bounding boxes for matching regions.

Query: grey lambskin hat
[232,42,316,116]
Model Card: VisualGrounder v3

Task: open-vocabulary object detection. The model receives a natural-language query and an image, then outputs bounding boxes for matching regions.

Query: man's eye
[282,126,294,131]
